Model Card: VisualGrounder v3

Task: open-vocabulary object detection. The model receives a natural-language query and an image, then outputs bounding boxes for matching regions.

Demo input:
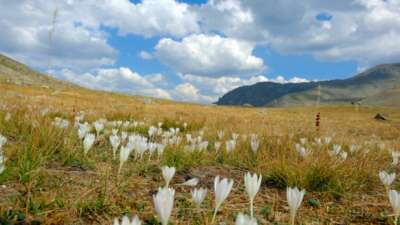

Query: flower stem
[290,212,296,225]
[117,162,123,176]
[395,215,398,225]
[211,206,219,224]
[250,198,254,218]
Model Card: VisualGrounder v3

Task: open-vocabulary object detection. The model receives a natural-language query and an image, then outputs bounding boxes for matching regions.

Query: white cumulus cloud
[53,67,172,100]
[93,0,200,37]
[195,0,400,68]
[155,34,265,77]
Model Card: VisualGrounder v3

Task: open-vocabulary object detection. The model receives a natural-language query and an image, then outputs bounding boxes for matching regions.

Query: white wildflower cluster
[313,136,332,146]
[52,117,70,129]
[295,138,309,158]
[379,170,400,224]
[349,144,360,153]
[116,132,166,173]
[113,165,304,225]
[0,109,323,225]
[184,134,208,152]
[161,127,182,146]
[328,144,348,160]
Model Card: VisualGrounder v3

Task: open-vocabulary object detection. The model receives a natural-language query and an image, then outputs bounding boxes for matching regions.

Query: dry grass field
[1,82,400,225]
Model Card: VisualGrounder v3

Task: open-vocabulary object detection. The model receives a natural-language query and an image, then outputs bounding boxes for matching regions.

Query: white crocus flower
[134,139,148,160]
[83,133,95,155]
[0,134,7,150]
[340,151,348,160]
[244,172,262,218]
[113,215,142,225]
[330,144,342,156]
[300,148,308,158]
[112,128,119,135]
[217,130,224,140]
[121,132,128,142]
[148,143,158,157]
[226,140,236,153]
[232,133,239,140]
[212,176,234,223]
[77,123,89,139]
[349,144,359,153]
[380,171,396,192]
[153,187,175,225]
[148,126,158,138]
[392,151,400,165]
[180,178,199,187]
[250,135,259,153]
[93,120,104,136]
[296,145,308,158]
[314,138,322,145]
[324,137,332,145]
[389,190,400,225]
[118,144,134,174]
[162,166,176,187]
[110,135,121,159]
[157,144,166,157]
[186,134,192,143]
[191,188,207,206]
[235,213,258,225]
[287,187,305,225]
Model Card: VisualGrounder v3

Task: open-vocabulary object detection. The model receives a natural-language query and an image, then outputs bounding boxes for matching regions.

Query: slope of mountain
[0,54,72,88]
[361,86,400,107]
[216,63,400,107]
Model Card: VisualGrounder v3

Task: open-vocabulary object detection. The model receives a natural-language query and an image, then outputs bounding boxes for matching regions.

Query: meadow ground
[0,83,400,225]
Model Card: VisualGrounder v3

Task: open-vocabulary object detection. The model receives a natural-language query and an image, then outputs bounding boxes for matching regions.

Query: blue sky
[109,30,358,82]
[0,0,399,103]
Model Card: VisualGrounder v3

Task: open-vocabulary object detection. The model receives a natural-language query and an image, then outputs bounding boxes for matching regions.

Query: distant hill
[216,63,400,107]
[0,54,73,89]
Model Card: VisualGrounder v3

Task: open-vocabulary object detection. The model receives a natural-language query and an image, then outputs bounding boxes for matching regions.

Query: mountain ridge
[216,63,400,107]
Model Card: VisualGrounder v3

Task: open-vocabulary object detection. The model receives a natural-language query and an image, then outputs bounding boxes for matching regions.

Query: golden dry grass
[0,82,400,225]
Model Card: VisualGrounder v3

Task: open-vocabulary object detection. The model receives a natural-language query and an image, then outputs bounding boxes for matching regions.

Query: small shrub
[265,169,288,189]
[304,166,334,192]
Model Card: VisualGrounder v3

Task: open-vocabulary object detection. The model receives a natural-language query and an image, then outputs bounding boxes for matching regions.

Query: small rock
[374,113,388,121]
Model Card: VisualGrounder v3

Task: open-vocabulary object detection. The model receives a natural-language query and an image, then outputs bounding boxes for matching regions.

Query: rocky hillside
[0,54,72,89]
[216,63,400,107]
